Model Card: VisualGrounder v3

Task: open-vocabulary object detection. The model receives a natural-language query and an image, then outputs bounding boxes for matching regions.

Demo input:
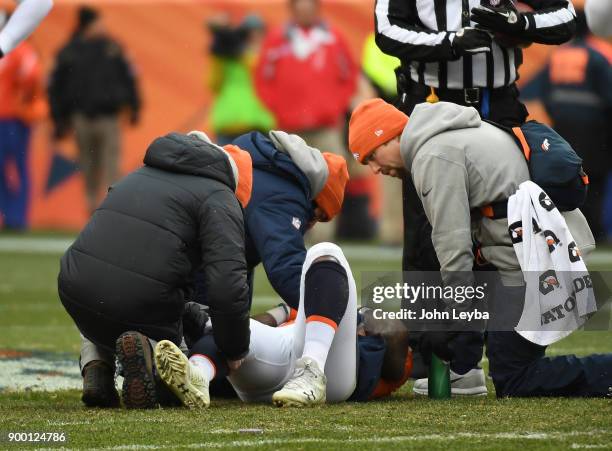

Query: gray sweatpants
[79,334,114,374]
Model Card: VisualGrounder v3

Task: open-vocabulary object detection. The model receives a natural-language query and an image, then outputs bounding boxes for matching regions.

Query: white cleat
[413,367,488,396]
[272,357,327,407]
[154,340,210,409]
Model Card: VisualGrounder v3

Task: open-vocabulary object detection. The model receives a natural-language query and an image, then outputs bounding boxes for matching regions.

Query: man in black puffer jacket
[58,132,253,409]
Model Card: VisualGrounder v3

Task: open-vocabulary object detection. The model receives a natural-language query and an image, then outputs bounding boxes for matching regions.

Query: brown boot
[82,360,120,408]
[115,331,158,409]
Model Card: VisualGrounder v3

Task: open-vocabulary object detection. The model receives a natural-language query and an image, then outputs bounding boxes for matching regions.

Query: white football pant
[228,242,358,402]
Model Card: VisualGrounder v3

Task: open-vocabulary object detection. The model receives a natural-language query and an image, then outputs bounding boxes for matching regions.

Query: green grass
[1,244,612,450]
[1,391,611,450]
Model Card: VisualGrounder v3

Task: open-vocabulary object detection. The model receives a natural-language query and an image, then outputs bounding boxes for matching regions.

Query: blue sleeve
[348,335,386,402]
[245,193,308,310]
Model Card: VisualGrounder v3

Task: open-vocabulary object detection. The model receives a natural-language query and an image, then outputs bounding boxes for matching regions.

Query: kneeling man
[58,132,253,408]
[348,99,612,398]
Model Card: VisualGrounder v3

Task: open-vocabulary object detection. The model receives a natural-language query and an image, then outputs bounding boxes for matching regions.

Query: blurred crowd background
[0,0,610,245]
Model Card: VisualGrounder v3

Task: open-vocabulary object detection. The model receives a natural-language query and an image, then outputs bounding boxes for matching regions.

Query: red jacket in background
[0,42,46,123]
[255,22,358,132]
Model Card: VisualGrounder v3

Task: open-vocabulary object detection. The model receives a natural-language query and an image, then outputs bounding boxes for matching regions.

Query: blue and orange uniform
[522,28,612,240]
[0,40,45,229]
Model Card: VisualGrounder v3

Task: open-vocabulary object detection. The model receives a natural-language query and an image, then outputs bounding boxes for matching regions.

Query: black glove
[0,48,4,59]
[471,1,527,36]
[182,302,210,348]
[419,330,458,364]
[451,27,492,57]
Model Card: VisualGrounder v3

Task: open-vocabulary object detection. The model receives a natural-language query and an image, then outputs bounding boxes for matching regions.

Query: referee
[376,0,577,126]
[374,0,577,395]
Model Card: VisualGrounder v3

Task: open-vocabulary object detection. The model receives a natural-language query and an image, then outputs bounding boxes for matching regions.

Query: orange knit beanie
[348,99,408,164]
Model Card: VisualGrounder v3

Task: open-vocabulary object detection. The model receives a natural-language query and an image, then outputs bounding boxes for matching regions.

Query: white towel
[507,181,597,346]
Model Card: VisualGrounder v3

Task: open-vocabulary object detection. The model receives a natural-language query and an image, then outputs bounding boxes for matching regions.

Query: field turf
[0,237,611,450]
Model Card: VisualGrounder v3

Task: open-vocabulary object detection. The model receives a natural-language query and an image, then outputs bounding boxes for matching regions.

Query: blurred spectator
[585,0,612,38]
[48,6,140,214]
[0,10,45,230]
[207,13,275,146]
[522,11,612,241]
[255,0,357,138]
[255,0,358,240]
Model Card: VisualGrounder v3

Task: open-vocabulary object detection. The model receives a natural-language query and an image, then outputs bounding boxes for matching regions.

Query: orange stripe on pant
[306,315,338,330]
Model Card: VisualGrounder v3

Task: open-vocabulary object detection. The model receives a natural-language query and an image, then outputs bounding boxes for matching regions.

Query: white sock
[188,354,216,381]
[302,318,337,370]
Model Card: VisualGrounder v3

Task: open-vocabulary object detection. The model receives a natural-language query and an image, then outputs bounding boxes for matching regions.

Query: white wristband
[267,304,290,325]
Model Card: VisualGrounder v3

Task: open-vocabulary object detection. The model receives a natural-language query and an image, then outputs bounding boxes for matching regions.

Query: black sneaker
[81,360,120,408]
[115,331,158,409]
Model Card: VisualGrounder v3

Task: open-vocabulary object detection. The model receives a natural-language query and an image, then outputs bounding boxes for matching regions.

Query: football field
[1,235,611,450]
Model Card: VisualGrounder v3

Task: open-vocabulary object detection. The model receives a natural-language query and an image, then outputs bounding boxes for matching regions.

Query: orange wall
[1,0,558,230]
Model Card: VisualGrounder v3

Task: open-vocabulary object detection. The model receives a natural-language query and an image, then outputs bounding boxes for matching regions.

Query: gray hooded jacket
[400,102,594,286]
[268,130,328,198]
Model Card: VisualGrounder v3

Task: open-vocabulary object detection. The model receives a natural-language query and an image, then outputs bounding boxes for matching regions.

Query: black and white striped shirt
[375,0,576,89]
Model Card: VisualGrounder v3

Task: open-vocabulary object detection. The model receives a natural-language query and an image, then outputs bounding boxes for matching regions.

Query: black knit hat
[78,6,99,30]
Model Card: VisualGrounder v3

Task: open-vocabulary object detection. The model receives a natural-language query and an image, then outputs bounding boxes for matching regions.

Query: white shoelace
[283,361,319,392]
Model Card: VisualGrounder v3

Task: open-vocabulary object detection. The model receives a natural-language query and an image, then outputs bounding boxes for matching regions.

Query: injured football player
[153,242,413,408]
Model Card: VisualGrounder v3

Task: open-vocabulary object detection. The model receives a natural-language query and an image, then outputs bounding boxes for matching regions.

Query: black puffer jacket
[58,133,250,359]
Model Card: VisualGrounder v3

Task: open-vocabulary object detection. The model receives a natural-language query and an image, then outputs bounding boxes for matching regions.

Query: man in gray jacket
[348,98,612,397]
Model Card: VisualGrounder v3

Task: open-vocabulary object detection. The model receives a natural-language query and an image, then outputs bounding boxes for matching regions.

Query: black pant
[59,289,183,353]
[397,82,528,373]
[486,283,612,397]
[488,330,612,397]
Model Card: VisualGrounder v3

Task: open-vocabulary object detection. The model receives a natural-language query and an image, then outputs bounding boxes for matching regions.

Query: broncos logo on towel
[539,269,561,295]
[543,230,561,253]
[539,191,556,212]
[568,241,582,263]
[509,220,523,244]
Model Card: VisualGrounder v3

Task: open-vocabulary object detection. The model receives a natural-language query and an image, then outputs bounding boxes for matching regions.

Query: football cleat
[115,331,158,409]
[413,367,488,396]
[154,340,210,409]
[81,360,120,408]
[272,357,326,407]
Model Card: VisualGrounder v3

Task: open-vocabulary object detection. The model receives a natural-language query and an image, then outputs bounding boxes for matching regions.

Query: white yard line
[0,237,74,254]
[32,430,611,451]
[0,237,403,260]
[2,237,612,266]
[571,445,610,449]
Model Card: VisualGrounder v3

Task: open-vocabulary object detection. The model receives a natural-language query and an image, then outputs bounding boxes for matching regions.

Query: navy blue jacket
[521,37,612,178]
[522,38,612,125]
[233,132,316,309]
